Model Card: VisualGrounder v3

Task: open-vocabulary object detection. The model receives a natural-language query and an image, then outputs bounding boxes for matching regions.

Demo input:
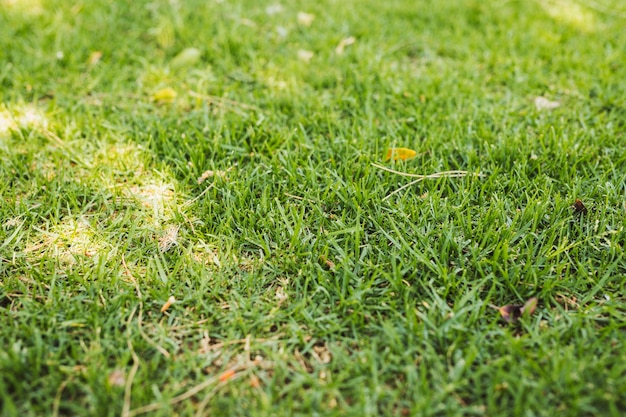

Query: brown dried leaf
[572,199,588,215]
[197,169,228,184]
[498,304,522,323]
[522,297,538,315]
[319,255,335,270]
[498,297,538,323]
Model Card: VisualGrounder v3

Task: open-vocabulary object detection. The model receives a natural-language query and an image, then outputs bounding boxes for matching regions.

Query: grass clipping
[372,163,483,201]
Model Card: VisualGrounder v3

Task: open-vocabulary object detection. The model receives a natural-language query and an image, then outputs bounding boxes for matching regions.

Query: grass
[1,0,626,415]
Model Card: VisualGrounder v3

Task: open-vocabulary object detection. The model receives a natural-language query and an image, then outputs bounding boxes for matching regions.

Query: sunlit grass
[24,216,110,265]
[0,0,44,15]
[0,109,12,138]
[539,0,597,31]
[0,104,49,137]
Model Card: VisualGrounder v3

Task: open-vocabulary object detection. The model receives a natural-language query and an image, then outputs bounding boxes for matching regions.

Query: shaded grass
[1,0,626,416]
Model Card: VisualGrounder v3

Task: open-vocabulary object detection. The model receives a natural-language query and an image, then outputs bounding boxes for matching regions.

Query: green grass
[1,0,626,415]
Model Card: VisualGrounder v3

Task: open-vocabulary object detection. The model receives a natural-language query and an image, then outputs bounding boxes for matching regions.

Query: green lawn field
[1,0,625,415]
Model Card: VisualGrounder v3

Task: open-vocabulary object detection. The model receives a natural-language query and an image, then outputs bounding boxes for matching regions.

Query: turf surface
[1,0,626,415]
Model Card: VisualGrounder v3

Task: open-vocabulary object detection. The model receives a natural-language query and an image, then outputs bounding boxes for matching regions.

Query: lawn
[1,0,626,415]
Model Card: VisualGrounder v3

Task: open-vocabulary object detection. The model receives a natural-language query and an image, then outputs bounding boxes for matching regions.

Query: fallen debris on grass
[492,297,538,323]
[372,163,484,201]
[572,199,588,215]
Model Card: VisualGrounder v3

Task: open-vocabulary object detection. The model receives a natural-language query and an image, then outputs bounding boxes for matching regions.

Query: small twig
[179,209,197,235]
[137,307,171,358]
[122,307,140,417]
[188,91,261,112]
[244,334,251,362]
[129,339,268,415]
[198,335,283,354]
[52,377,74,417]
[284,192,304,201]
[193,378,243,417]
[372,162,484,201]
[183,164,236,208]
[129,369,245,416]
[82,92,144,101]
[372,163,475,179]
[122,254,142,299]
[284,192,317,204]
[383,173,472,201]
[182,183,214,208]
[43,130,93,169]
[122,255,170,357]
[167,318,211,330]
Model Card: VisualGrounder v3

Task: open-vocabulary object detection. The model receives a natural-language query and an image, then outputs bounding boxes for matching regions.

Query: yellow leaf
[152,88,177,103]
[385,147,417,161]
